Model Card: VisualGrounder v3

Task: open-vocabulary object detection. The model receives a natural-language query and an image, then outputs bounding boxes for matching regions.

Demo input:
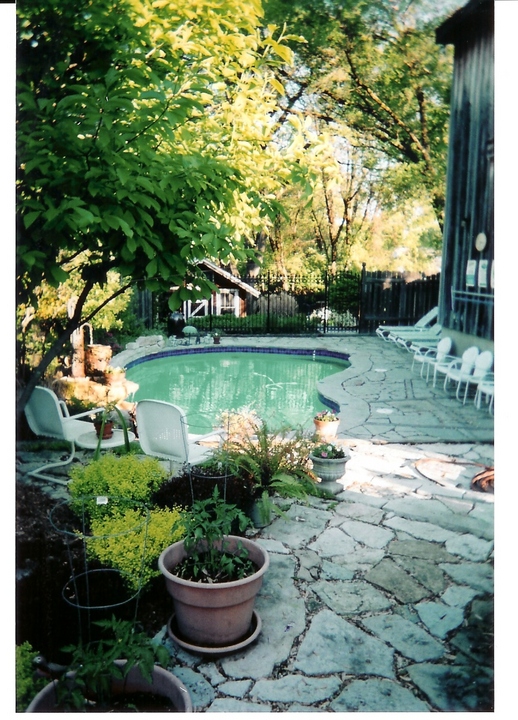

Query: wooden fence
[359,267,441,333]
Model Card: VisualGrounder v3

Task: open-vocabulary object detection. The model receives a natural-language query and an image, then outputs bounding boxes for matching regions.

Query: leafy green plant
[69,454,168,511]
[314,409,339,422]
[174,487,254,583]
[16,642,47,712]
[57,617,171,711]
[88,507,186,591]
[221,413,317,501]
[311,443,347,459]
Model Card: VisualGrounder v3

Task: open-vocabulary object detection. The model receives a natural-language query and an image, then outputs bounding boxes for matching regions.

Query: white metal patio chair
[375,306,438,341]
[444,350,493,404]
[431,345,480,389]
[135,399,222,472]
[411,337,453,382]
[24,386,103,484]
[474,372,494,414]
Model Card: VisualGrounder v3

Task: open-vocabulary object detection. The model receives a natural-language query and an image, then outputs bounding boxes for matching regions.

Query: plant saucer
[166,609,262,656]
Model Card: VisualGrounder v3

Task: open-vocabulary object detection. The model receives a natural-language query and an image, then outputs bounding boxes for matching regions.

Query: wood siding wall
[437,0,494,342]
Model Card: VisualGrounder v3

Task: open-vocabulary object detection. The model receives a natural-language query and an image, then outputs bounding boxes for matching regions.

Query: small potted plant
[158,487,269,652]
[309,442,350,494]
[313,409,340,439]
[93,407,115,440]
[212,332,221,345]
[104,365,126,386]
[26,617,192,712]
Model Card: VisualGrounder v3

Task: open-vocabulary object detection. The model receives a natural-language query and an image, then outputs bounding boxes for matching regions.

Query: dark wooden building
[436,0,494,353]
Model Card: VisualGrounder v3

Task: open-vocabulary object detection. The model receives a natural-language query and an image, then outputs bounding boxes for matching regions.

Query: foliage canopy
[16,0,305,405]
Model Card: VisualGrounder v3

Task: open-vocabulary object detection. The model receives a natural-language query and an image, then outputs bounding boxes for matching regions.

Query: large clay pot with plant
[26,662,192,713]
[158,489,269,651]
[26,619,193,712]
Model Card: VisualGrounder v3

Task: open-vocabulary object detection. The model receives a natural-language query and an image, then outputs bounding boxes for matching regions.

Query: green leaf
[23,211,40,229]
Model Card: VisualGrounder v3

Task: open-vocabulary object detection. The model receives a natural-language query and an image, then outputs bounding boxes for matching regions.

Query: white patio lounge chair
[136,399,222,472]
[411,337,453,382]
[444,350,493,404]
[375,306,438,341]
[474,372,494,414]
[24,386,103,484]
[392,323,443,349]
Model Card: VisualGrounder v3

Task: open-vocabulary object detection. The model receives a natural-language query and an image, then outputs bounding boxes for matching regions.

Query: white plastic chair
[135,400,221,472]
[475,372,495,414]
[432,346,480,389]
[375,307,438,341]
[24,386,102,484]
[411,337,453,382]
[444,349,493,403]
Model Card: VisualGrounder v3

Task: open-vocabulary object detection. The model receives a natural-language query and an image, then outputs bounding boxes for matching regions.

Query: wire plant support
[49,496,150,645]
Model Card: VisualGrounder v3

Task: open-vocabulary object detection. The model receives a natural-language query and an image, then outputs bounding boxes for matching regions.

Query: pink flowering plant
[311,443,346,459]
[314,409,339,422]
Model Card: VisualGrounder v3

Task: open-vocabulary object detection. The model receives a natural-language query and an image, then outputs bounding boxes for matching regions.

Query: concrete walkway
[18,334,495,712]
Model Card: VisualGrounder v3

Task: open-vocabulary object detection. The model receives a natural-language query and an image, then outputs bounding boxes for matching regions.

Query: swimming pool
[126,348,350,432]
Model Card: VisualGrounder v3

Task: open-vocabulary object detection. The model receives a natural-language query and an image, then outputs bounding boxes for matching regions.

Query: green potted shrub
[158,487,269,652]
[26,617,192,712]
[62,455,182,603]
[68,454,168,506]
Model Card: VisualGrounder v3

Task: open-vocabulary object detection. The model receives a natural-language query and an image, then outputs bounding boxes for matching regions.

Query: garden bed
[16,472,254,664]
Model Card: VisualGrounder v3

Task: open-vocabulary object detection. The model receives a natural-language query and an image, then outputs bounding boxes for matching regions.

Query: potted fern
[222,415,318,526]
[158,487,269,652]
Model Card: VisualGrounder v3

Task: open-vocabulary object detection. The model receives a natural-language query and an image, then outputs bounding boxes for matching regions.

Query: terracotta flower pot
[94,420,114,439]
[313,418,340,439]
[25,661,192,712]
[158,535,269,649]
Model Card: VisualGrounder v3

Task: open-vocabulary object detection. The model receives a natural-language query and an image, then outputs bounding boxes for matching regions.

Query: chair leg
[26,443,76,485]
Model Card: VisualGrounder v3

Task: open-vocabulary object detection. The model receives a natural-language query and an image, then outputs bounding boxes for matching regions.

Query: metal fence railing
[149,267,440,335]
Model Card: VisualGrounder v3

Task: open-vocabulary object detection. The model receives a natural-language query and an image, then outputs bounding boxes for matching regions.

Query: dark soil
[16,471,256,665]
[44,692,179,713]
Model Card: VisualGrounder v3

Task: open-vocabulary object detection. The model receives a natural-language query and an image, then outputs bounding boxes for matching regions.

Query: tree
[16,0,303,413]
[264,0,463,231]
[261,124,379,274]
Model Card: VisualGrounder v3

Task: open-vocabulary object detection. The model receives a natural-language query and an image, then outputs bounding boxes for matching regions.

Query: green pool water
[126,350,349,432]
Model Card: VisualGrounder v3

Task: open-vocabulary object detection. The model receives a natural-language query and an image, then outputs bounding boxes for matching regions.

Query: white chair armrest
[71,407,105,420]
[58,399,70,417]
[445,358,462,371]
